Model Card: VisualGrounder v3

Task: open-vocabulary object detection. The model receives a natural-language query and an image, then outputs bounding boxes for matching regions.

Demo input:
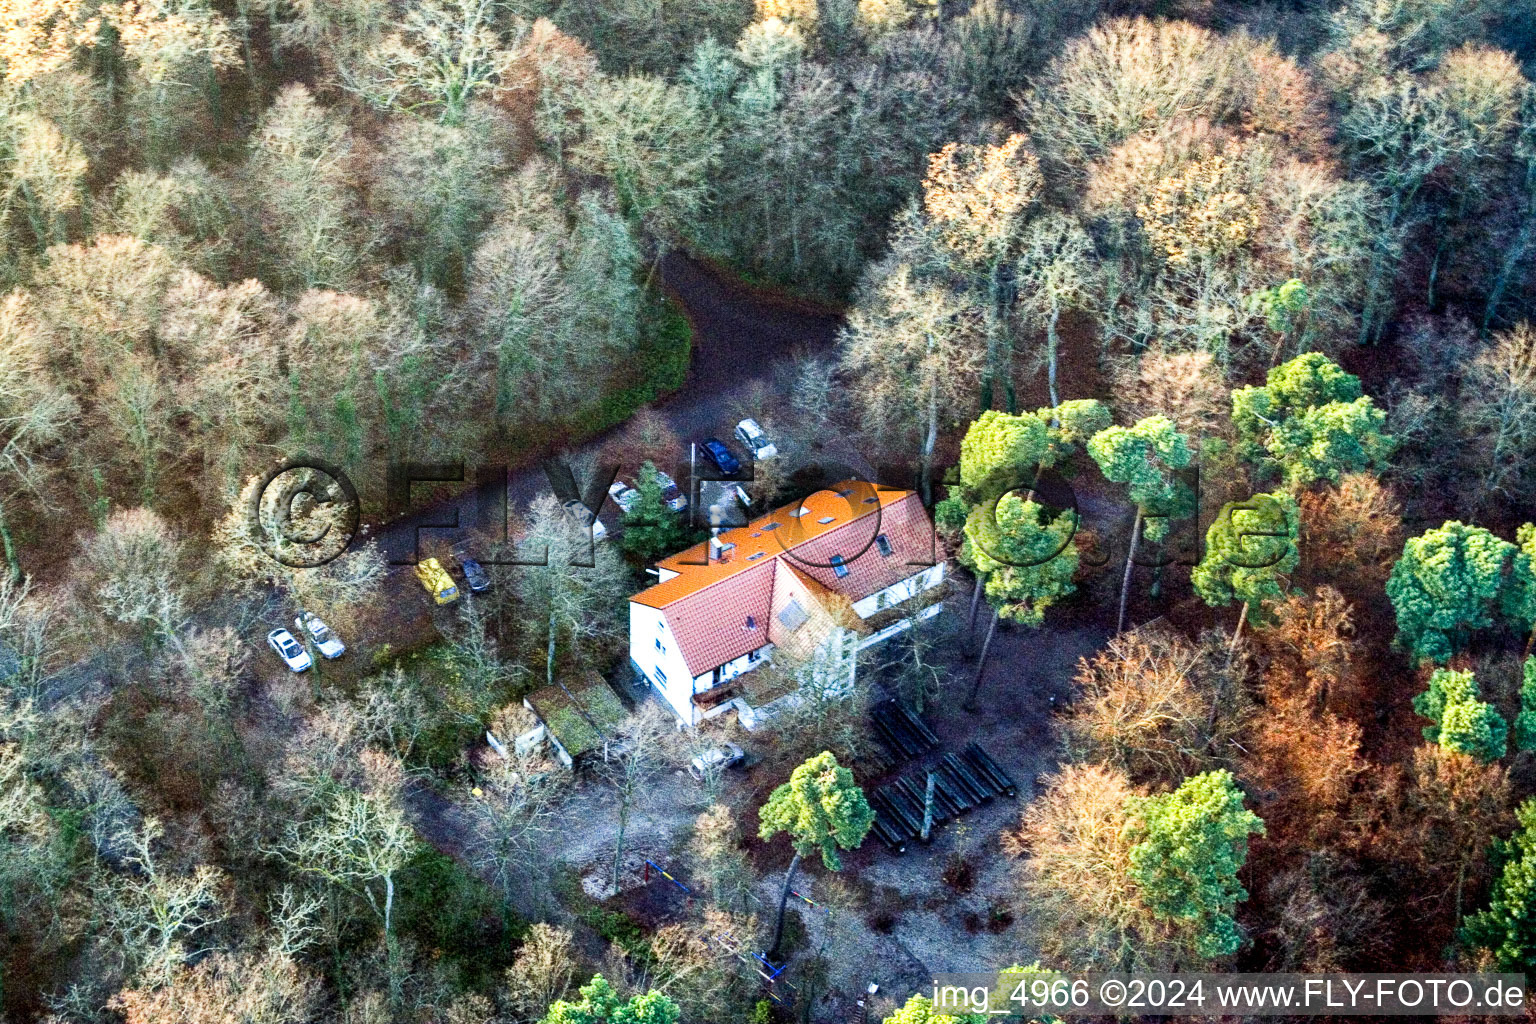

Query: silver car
[295,612,346,659]
[689,741,746,780]
[608,479,641,514]
[653,470,688,513]
[563,499,609,541]
[735,418,778,460]
[267,628,313,672]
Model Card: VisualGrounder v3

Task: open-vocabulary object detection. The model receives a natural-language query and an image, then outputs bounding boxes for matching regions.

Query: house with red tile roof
[629,481,947,727]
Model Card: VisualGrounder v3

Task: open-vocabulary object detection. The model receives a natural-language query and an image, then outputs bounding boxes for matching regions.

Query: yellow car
[414,557,459,605]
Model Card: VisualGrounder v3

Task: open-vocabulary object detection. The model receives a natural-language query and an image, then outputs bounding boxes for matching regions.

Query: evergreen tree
[1414,667,1508,762]
[1088,416,1193,634]
[1123,770,1265,961]
[1387,521,1523,663]
[542,974,681,1024]
[1231,353,1394,488]
[1462,796,1536,971]
[620,462,692,565]
[757,751,873,956]
[1518,657,1536,753]
[1191,491,1300,651]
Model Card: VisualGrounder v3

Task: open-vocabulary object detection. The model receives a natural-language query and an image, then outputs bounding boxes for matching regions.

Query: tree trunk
[920,359,938,507]
[1116,510,1142,635]
[921,772,936,841]
[0,500,20,584]
[1227,602,1249,664]
[769,851,802,958]
[546,600,557,690]
[612,795,630,894]
[1047,303,1061,413]
[965,574,983,655]
[965,609,1000,711]
[1484,208,1535,334]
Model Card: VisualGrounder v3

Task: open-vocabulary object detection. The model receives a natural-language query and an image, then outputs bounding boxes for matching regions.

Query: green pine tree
[1191,491,1300,649]
[1124,770,1265,961]
[758,751,874,956]
[1387,521,1521,664]
[1462,798,1536,971]
[542,975,680,1024]
[620,461,693,564]
[1414,667,1508,762]
[1087,415,1194,634]
[1515,658,1536,752]
[1231,352,1393,488]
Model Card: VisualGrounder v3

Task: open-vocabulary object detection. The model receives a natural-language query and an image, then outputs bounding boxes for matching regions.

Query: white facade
[850,563,947,619]
[628,602,700,722]
[631,559,948,727]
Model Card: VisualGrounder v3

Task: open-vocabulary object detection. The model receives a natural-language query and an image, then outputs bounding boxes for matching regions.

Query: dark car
[459,557,491,593]
[699,438,742,477]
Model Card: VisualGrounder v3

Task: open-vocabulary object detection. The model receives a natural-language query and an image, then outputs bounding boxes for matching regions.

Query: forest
[2,0,1536,1021]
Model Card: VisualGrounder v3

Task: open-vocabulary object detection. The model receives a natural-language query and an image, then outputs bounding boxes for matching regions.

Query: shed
[523,673,629,766]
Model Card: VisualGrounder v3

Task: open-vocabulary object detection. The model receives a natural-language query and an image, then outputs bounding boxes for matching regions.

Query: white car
[563,499,609,542]
[653,470,688,513]
[689,742,746,780]
[734,418,778,461]
[295,612,345,659]
[267,628,313,672]
[608,479,641,514]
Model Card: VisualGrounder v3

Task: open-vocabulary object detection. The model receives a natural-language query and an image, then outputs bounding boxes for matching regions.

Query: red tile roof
[632,483,940,677]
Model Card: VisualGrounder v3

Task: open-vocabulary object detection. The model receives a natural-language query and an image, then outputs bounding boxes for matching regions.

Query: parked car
[608,479,641,515]
[653,470,688,513]
[267,627,313,672]
[699,438,742,477]
[294,612,345,659]
[563,499,609,542]
[689,742,746,780]
[459,556,491,593]
[415,557,460,605]
[735,418,778,460]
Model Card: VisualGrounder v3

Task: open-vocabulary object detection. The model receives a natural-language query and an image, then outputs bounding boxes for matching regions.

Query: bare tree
[840,262,982,504]
[280,750,416,1004]
[107,818,228,986]
[0,292,76,581]
[595,702,675,894]
[464,749,568,909]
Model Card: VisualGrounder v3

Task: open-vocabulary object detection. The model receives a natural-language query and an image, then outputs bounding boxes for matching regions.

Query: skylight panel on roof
[778,598,808,631]
[817,515,835,524]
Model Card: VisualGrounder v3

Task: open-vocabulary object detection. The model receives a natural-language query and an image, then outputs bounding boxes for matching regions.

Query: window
[831,554,849,578]
[655,638,665,652]
[836,488,854,497]
[748,551,767,561]
[876,534,893,557]
[863,496,879,504]
[877,592,890,609]
[762,522,780,531]
[745,615,757,630]
[748,649,763,662]
[654,666,666,684]
[817,515,836,524]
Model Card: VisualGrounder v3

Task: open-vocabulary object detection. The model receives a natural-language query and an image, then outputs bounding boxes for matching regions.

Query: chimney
[709,534,736,563]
